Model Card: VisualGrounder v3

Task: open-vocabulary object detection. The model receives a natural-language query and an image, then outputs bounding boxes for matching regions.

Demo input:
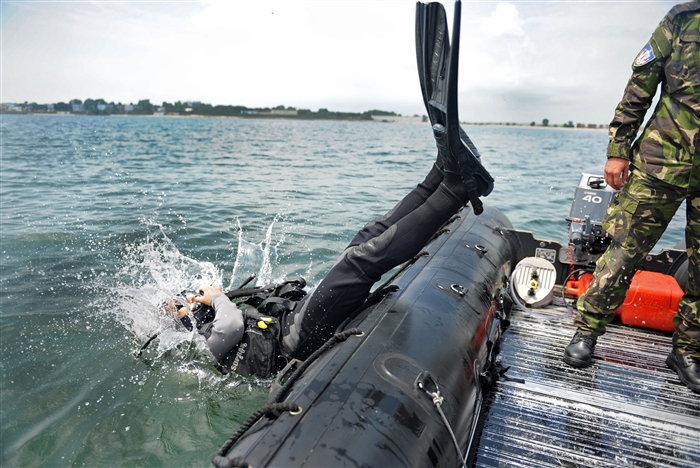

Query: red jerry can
[565,270,683,333]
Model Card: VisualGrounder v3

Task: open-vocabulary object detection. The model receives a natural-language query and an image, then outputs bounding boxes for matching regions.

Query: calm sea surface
[0,114,685,466]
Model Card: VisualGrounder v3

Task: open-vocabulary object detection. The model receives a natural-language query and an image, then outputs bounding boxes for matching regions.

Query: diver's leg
[564,171,684,367]
[283,181,465,360]
[666,170,700,393]
[348,162,444,247]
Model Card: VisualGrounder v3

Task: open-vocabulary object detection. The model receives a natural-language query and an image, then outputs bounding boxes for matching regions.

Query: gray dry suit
[203,294,245,362]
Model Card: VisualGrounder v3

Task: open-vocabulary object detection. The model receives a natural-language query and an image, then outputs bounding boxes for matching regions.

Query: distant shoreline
[2,111,607,130]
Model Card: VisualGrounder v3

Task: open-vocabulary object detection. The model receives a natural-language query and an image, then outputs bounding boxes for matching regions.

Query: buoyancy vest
[183,278,307,378]
[215,305,281,377]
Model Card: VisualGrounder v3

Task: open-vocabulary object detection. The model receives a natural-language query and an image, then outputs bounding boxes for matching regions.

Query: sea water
[0,114,685,466]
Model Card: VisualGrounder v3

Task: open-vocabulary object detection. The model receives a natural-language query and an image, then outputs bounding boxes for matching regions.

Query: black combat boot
[666,349,700,394]
[563,331,597,368]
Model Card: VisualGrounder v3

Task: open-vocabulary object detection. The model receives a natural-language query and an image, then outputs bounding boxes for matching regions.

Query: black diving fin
[415,0,494,214]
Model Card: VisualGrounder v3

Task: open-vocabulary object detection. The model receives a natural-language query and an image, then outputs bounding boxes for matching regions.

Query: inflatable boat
[208,0,694,462]
[212,205,554,468]
[210,164,692,468]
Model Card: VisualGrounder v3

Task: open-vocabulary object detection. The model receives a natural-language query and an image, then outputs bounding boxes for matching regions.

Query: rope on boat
[337,285,400,332]
[210,456,250,468]
[211,402,302,468]
[417,374,467,468]
[269,328,363,405]
[212,328,364,466]
[335,249,432,332]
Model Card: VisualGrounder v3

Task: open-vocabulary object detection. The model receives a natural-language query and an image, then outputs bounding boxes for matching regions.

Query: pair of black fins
[416,0,493,214]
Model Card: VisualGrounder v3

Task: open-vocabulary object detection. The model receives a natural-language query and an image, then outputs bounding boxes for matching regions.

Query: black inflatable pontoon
[213,206,524,467]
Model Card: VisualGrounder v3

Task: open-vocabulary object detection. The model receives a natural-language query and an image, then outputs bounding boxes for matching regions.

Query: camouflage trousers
[576,166,700,356]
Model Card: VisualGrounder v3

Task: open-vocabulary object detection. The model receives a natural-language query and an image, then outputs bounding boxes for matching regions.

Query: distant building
[124,104,137,112]
[3,104,20,112]
[371,115,423,124]
[270,109,298,116]
[72,103,85,112]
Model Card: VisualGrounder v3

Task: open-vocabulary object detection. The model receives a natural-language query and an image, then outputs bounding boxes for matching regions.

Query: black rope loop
[265,401,301,418]
[214,402,302,462]
[211,455,250,468]
[213,329,363,465]
[270,328,363,405]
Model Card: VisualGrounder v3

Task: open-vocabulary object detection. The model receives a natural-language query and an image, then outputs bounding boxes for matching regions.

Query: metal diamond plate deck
[472,301,700,468]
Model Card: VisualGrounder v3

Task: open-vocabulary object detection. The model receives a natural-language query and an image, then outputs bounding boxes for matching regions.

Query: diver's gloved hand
[194,285,224,306]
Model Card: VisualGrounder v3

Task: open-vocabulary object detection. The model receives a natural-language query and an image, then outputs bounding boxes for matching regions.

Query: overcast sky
[2,0,678,124]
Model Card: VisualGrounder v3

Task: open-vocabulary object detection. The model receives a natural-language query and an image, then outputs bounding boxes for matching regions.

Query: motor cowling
[560,168,616,267]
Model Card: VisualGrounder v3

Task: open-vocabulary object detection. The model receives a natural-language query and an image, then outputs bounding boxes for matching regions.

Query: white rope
[419,382,467,468]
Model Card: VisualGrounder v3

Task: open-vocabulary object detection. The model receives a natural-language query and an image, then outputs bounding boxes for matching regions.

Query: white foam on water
[105,217,287,366]
[228,214,287,289]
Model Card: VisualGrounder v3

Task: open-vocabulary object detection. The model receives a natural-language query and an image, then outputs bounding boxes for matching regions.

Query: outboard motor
[561,171,689,333]
[561,168,616,267]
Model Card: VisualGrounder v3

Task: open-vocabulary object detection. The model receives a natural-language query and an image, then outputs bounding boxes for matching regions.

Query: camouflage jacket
[607,1,700,188]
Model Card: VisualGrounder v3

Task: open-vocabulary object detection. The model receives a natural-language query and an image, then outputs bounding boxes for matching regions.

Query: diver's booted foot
[666,350,700,394]
[563,331,597,368]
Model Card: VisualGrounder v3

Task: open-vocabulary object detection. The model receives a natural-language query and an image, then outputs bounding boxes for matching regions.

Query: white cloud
[480,3,526,39]
[456,1,672,123]
[1,0,678,123]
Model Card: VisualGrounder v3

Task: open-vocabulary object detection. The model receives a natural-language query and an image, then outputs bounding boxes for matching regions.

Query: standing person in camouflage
[563,1,700,394]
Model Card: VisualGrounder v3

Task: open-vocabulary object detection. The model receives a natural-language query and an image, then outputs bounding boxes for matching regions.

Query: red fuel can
[565,270,683,333]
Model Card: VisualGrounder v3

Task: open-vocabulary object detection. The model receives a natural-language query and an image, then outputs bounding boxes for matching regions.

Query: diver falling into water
[148,0,493,377]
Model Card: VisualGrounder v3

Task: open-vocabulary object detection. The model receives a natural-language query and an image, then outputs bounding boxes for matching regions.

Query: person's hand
[604,157,630,190]
[193,285,224,306]
[161,299,188,318]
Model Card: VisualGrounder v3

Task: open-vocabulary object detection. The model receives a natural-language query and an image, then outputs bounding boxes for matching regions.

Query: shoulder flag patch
[633,43,656,67]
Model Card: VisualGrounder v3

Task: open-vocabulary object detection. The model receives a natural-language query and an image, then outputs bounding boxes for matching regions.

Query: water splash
[105,221,222,343]
[103,217,287,362]
[228,215,286,289]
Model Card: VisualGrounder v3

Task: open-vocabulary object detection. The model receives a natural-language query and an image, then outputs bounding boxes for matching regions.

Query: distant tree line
[3,101,603,128]
[3,98,400,121]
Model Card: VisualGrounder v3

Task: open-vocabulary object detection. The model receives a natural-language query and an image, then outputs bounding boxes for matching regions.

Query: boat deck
[472,298,700,468]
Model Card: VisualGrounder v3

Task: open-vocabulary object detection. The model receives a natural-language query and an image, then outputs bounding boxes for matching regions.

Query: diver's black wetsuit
[281,163,467,360]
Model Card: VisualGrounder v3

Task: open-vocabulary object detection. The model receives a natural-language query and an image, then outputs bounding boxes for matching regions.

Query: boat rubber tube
[216,206,520,467]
